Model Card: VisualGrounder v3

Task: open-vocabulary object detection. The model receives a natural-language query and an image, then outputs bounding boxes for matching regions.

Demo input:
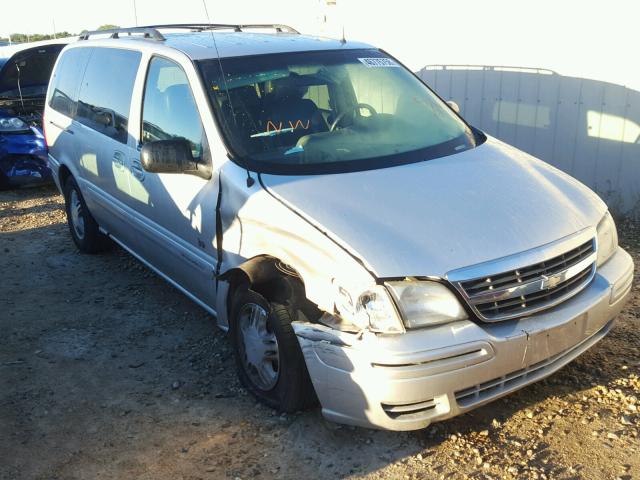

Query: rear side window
[48,48,91,117]
[76,48,141,144]
[141,57,205,161]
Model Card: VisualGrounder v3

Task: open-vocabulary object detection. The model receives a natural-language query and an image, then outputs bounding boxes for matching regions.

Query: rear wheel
[230,289,316,412]
[63,176,110,253]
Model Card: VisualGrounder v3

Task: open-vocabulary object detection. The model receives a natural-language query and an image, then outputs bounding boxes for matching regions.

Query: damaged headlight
[596,211,618,267]
[334,279,467,333]
[386,280,468,328]
[335,283,404,334]
[0,117,30,133]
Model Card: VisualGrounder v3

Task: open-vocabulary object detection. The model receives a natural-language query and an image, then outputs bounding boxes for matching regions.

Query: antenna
[133,0,139,26]
[340,25,346,44]
[201,0,255,187]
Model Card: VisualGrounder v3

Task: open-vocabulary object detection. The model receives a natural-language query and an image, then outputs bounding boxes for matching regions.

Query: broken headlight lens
[355,286,405,333]
[0,117,29,132]
[385,280,468,328]
[596,211,618,267]
[335,283,404,333]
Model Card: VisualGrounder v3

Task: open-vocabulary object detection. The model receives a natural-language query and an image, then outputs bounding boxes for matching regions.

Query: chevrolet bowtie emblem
[540,273,562,290]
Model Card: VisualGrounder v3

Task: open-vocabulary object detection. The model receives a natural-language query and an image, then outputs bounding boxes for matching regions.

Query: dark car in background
[0,40,70,188]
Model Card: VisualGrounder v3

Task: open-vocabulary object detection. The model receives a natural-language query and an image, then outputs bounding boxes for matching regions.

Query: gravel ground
[1,185,638,480]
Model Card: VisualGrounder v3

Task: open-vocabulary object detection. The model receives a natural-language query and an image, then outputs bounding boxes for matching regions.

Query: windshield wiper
[250,127,295,138]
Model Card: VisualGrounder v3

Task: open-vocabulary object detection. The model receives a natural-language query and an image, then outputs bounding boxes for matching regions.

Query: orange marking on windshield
[266,119,310,133]
[288,119,310,130]
[266,120,283,133]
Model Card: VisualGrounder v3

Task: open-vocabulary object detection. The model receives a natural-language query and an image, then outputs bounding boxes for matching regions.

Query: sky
[2,0,639,91]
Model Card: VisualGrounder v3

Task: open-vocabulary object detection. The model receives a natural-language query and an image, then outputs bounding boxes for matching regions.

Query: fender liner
[217,255,306,329]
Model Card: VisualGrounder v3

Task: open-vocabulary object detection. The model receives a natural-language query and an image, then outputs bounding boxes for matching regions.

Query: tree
[0,32,76,44]
[0,25,118,45]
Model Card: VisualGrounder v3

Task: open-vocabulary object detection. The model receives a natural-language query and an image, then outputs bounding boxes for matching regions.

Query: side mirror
[446,100,460,114]
[140,139,211,179]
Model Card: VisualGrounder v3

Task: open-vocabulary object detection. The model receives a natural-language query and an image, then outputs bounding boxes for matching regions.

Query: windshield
[198,49,479,174]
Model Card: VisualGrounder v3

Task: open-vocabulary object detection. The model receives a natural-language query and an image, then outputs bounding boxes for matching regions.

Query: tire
[63,176,110,253]
[230,289,316,412]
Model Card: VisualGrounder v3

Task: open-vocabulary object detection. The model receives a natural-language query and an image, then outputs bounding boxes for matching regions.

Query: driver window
[141,57,207,161]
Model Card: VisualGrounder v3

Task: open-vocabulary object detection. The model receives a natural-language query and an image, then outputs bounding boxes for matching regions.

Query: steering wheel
[330,103,378,132]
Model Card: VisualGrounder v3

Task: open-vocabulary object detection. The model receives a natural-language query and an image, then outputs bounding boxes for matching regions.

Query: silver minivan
[44,25,634,430]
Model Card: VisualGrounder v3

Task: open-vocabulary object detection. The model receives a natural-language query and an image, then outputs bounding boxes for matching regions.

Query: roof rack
[421,64,558,76]
[79,27,166,41]
[78,23,299,42]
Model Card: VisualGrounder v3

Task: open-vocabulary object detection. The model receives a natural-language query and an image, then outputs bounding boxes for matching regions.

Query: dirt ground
[0,185,638,480]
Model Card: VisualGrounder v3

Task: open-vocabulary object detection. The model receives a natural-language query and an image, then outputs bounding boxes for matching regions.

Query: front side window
[76,48,141,144]
[198,49,479,174]
[141,57,206,161]
[48,47,92,118]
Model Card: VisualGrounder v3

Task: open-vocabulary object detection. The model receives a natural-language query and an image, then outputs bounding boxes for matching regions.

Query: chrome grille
[456,239,596,321]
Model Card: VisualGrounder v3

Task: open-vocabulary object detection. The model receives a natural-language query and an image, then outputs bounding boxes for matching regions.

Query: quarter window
[76,48,141,144]
[141,57,205,161]
[48,48,92,117]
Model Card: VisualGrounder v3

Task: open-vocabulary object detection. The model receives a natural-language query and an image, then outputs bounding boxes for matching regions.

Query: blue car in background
[0,40,70,188]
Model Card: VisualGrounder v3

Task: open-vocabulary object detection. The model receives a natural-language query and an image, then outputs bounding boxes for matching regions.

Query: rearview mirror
[140,140,211,179]
[446,100,461,114]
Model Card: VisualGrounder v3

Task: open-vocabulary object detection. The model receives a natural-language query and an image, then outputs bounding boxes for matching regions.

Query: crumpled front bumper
[0,128,51,187]
[294,247,634,431]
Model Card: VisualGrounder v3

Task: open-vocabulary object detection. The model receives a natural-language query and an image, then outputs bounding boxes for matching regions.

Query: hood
[0,44,65,97]
[260,137,607,278]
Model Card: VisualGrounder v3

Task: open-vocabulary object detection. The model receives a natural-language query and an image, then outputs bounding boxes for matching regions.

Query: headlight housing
[0,117,30,133]
[386,280,468,328]
[334,283,404,333]
[596,211,618,267]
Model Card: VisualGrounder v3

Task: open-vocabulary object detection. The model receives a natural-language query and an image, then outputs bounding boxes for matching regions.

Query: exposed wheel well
[222,256,321,324]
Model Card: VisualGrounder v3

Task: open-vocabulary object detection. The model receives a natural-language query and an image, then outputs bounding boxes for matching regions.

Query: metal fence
[417,65,640,219]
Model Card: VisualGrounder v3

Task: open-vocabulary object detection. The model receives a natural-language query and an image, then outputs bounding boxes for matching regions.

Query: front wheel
[230,289,316,412]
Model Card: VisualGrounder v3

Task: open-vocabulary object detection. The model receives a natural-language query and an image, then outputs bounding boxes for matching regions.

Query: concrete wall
[417,66,640,219]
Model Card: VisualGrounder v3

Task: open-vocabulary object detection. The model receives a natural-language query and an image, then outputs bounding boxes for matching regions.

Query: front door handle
[112,150,126,169]
[130,158,145,182]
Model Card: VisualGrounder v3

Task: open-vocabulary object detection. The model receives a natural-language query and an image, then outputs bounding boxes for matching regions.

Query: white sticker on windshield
[357,57,399,68]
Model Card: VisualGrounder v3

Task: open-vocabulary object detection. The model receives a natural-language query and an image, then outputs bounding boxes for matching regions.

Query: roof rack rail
[79,27,166,41]
[78,23,299,42]
[421,64,558,75]
[227,24,299,33]
[140,23,300,33]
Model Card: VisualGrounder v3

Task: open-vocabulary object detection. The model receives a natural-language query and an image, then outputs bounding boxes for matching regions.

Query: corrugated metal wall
[417,66,640,219]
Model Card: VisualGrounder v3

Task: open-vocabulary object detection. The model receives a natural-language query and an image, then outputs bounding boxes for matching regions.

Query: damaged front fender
[0,126,50,188]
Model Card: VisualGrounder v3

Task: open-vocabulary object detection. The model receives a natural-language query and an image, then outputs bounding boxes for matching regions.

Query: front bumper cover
[294,247,634,430]
[0,128,50,187]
